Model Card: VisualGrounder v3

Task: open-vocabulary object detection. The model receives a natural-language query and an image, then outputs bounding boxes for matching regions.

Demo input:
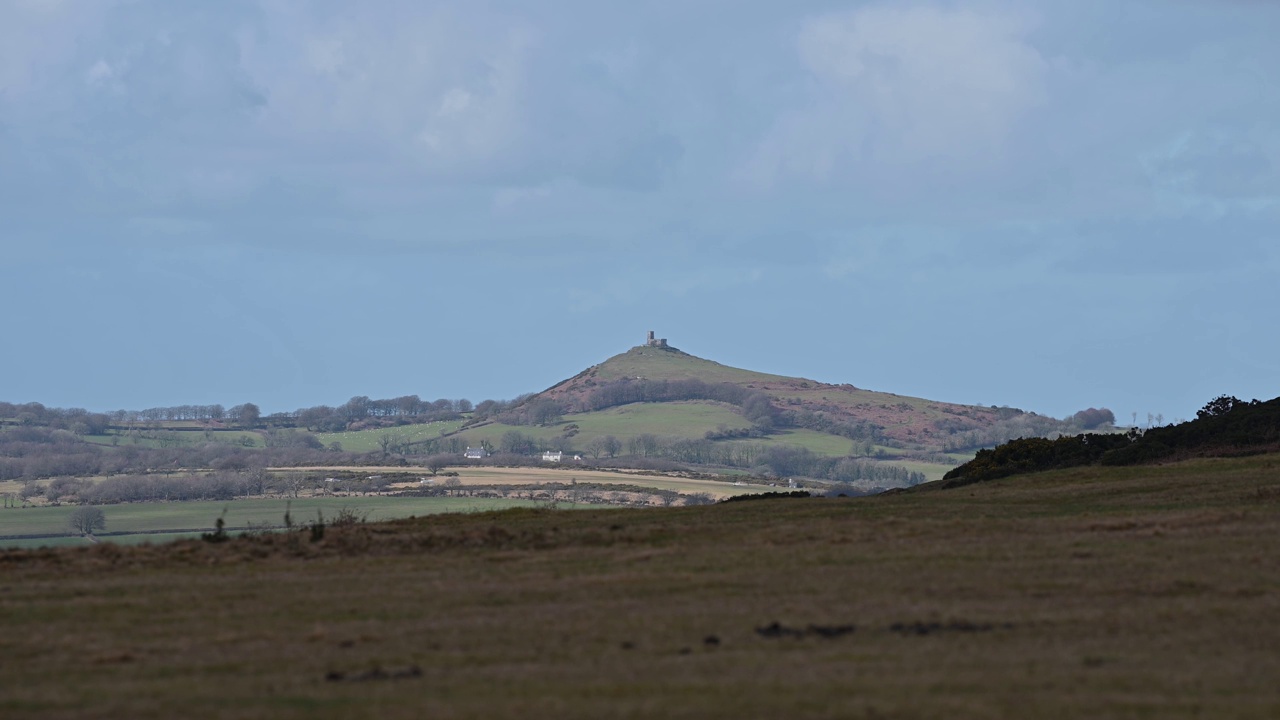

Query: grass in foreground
[2,454,1278,718]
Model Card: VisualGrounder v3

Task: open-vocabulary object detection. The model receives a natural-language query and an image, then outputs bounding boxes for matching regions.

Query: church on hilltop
[645,330,668,348]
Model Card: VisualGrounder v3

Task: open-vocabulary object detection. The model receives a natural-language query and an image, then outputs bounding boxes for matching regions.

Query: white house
[542,450,563,463]
[464,447,489,459]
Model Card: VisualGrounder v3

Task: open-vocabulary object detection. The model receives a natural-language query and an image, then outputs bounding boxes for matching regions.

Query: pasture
[0,497,552,549]
[314,420,465,453]
[444,402,958,481]
[82,429,264,449]
[453,402,752,447]
[2,454,1278,718]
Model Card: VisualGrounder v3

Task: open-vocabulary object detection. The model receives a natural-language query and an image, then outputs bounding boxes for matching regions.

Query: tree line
[0,395,494,435]
[935,407,1115,453]
[0,426,367,482]
[943,395,1275,486]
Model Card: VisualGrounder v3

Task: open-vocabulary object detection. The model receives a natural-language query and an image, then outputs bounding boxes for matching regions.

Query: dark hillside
[942,394,1280,487]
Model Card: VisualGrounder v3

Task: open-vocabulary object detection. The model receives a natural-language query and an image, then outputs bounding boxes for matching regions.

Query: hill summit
[526,333,1090,454]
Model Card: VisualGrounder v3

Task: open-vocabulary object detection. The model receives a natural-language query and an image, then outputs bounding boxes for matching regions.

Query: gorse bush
[944,394,1280,485]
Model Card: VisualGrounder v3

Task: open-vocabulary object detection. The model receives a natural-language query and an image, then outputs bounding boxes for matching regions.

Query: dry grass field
[3,454,1278,719]
[279,465,776,499]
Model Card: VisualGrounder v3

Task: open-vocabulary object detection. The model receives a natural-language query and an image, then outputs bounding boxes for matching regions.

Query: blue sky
[2,0,1277,423]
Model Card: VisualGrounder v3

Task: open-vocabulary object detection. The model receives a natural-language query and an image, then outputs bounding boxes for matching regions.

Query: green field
[895,459,963,482]
[315,420,465,453]
[3,454,1278,718]
[760,428,858,455]
[5,532,205,549]
[589,345,793,385]
[456,402,753,448]
[77,421,471,453]
[82,429,264,449]
[0,496,549,549]
[447,403,958,479]
[454,402,861,455]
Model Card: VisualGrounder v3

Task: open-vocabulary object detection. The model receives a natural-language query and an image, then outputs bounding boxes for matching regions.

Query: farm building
[542,450,563,463]
[463,447,489,459]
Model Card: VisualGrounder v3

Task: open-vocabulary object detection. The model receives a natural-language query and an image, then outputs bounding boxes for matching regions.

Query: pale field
[276,466,775,499]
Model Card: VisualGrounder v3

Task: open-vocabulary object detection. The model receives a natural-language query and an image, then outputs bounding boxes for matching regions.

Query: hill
[0,336,1107,490]
[537,341,1096,449]
[439,337,1099,485]
[535,343,1010,447]
[4,452,1278,718]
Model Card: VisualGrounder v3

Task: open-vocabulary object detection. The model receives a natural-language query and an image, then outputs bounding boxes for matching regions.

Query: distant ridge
[520,333,1089,453]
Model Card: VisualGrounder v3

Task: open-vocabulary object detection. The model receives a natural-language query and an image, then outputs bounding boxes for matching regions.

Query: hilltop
[405,334,1114,489]
[534,341,1048,448]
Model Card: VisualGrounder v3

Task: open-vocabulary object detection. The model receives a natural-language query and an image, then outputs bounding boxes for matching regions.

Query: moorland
[2,451,1277,718]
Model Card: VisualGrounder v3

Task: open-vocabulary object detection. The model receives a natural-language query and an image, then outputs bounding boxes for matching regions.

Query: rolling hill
[537,342,1037,447]
[441,338,1093,483]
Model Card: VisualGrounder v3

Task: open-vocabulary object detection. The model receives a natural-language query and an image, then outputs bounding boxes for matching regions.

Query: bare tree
[425,454,451,476]
[69,506,106,536]
[229,403,261,428]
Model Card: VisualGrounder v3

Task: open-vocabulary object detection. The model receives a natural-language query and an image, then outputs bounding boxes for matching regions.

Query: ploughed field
[3,455,1279,719]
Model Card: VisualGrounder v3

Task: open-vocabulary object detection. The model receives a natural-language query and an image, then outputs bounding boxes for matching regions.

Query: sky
[2,0,1278,423]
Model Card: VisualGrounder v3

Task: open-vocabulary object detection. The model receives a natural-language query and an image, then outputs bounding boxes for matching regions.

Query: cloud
[744,3,1048,191]
[2,0,1277,268]
[0,0,698,255]
[1144,129,1279,204]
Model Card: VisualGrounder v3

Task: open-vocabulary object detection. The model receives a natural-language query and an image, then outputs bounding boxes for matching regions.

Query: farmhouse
[542,450,563,463]
[464,447,489,459]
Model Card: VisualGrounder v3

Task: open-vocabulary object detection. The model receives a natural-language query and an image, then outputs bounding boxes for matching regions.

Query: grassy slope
[3,455,1278,718]
[542,345,1016,453]
[586,346,975,414]
[82,430,265,449]
[457,402,752,447]
[314,421,465,453]
[588,345,794,384]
